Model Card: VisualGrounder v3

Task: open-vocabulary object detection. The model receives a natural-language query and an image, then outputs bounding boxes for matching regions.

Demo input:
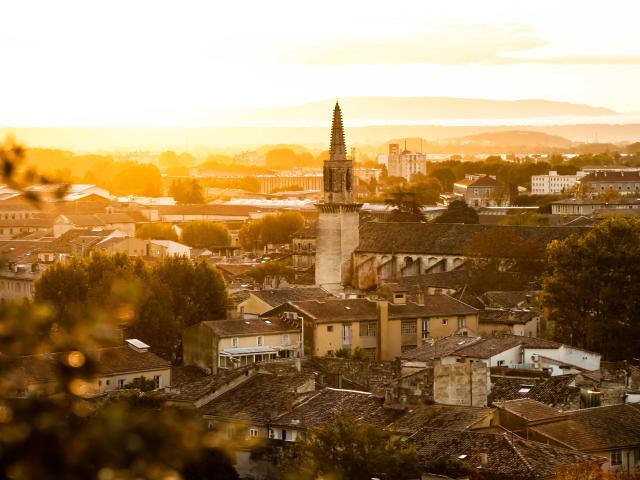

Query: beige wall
[236,295,273,316]
[218,332,299,352]
[427,314,479,339]
[0,276,36,300]
[94,367,172,393]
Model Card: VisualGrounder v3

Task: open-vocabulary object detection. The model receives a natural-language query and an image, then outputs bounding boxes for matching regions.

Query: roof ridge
[503,434,535,475]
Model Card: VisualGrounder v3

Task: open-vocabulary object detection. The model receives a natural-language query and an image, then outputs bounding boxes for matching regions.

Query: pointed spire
[330,101,347,161]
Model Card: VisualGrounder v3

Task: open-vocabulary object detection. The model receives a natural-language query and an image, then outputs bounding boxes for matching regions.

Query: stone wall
[434,362,488,407]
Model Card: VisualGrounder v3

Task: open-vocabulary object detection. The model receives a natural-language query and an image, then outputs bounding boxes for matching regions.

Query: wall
[434,362,488,407]
[237,295,273,316]
[95,367,171,393]
[313,322,349,356]
[427,314,479,339]
[525,345,600,372]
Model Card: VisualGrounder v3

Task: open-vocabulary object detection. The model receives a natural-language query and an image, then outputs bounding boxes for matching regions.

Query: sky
[2,0,640,127]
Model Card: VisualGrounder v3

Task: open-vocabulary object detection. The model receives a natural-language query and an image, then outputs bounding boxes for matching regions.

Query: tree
[433,200,479,224]
[136,223,179,241]
[385,187,426,222]
[280,413,420,480]
[110,162,163,196]
[543,217,640,360]
[247,261,293,289]
[429,167,456,191]
[169,178,205,204]
[181,221,231,249]
[238,212,305,250]
[555,461,639,479]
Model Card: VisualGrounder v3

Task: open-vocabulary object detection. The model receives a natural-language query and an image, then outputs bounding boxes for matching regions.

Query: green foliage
[136,223,179,241]
[181,221,231,249]
[35,253,228,361]
[498,212,550,226]
[169,178,205,204]
[110,162,163,197]
[333,347,368,360]
[433,200,479,224]
[265,148,318,169]
[0,300,238,480]
[123,376,157,392]
[543,217,640,360]
[280,413,420,480]
[238,211,305,250]
[247,261,293,289]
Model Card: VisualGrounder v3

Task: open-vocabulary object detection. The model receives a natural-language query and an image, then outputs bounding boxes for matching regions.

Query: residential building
[264,295,479,361]
[453,174,510,207]
[182,317,301,374]
[387,143,427,181]
[478,309,542,338]
[578,170,640,195]
[53,213,137,237]
[550,197,640,215]
[236,287,331,317]
[291,225,316,283]
[97,237,191,258]
[531,171,582,194]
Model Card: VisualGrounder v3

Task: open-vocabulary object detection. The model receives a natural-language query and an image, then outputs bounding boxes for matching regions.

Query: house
[291,225,316,284]
[199,371,316,440]
[7,339,171,397]
[453,174,510,207]
[236,287,332,317]
[408,427,602,480]
[182,317,301,374]
[268,387,403,442]
[53,213,137,237]
[578,170,640,196]
[264,295,479,361]
[503,402,640,474]
[97,237,191,258]
[478,308,542,337]
[388,404,496,435]
[550,197,640,215]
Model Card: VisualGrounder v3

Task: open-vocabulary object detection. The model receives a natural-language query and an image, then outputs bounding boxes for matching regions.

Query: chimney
[377,300,390,361]
[295,356,301,373]
[480,452,488,465]
[416,289,425,306]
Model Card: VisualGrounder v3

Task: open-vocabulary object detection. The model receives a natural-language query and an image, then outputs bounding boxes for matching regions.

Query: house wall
[237,295,274,316]
[0,275,37,300]
[218,332,299,353]
[426,314,479,339]
[525,346,600,372]
[94,367,171,393]
[313,322,349,356]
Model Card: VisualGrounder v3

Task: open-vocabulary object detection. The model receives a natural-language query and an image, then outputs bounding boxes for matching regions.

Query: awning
[219,346,278,357]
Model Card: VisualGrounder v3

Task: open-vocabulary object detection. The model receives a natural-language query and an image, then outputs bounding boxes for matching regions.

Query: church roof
[356,222,586,256]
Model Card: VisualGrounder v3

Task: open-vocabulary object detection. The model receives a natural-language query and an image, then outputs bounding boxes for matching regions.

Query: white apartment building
[387,143,428,181]
[530,171,585,195]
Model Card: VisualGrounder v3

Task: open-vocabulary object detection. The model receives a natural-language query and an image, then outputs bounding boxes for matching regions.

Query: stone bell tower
[315,102,362,290]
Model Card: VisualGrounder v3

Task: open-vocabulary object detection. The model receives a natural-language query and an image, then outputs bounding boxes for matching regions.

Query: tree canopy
[181,221,231,249]
[136,223,179,241]
[433,200,479,224]
[169,178,205,204]
[280,413,420,480]
[543,217,640,360]
[238,211,305,250]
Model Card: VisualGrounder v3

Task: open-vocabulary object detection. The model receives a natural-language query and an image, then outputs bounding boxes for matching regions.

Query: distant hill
[449,131,573,149]
[235,96,617,123]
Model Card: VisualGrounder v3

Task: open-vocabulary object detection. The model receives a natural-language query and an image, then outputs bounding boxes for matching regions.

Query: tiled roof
[58,213,137,226]
[531,404,640,451]
[409,428,601,480]
[97,346,171,375]
[165,367,253,404]
[452,336,562,359]
[489,374,580,409]
[479,309,539,326]
[270,388,402,429]
[389,404,495,434]
[495,399,563,422]
[400,336,482,362]
[200,317,299,337]
[580,171,640,183]
[395,270,469,292]
[156,204,280,217]
[199,372,315,424]
[420,295,478,316]
[482,290,541,309]
[356,223,584,255]
[216,264,256,277]
[305,357,397,393]
[250,287,331,307]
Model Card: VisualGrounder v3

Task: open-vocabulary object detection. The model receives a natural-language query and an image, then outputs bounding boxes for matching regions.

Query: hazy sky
[2,0,640,126]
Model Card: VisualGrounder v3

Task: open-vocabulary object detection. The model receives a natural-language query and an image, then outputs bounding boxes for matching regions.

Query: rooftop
[389,404,495,434]
[249,287,332,308]
[200,317,299,337]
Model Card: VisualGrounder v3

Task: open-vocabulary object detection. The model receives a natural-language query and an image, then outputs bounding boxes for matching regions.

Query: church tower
[315,102,362,290]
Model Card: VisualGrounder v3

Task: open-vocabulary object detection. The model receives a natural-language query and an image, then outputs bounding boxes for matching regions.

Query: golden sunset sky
[2,0,640,127]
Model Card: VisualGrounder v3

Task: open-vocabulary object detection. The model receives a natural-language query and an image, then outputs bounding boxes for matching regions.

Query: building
[264,294,479,361]
[578,170,640,195]
[387,143,427,180]
[97,237,191,258]
[315,102,362,290]
[236,287,331,317]
[291,225,316,283]
[531,171,582,195]
[256,174,323,194]
[453,174,510,207]
[8,339,171,397]
[550,197,640,215]
[182,317,301,374]
[53,213,137,237]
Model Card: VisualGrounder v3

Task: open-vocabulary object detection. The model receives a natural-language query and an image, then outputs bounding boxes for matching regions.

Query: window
[256,336,263,346]
[268,429,274,439]
[232,337,239,348]
[422,319,430,339]
[342,324,351,344]
[401,321,416,334]
[457,316,466,329]
[442,319,448,325]
[327,325,333,332]
[611,450,622,467]
[249,428,258,437]
[282,334,290,346]
[359,322,376,337]
[118,379,125,389]
[634,447,640,465]
[154,375,162,388]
